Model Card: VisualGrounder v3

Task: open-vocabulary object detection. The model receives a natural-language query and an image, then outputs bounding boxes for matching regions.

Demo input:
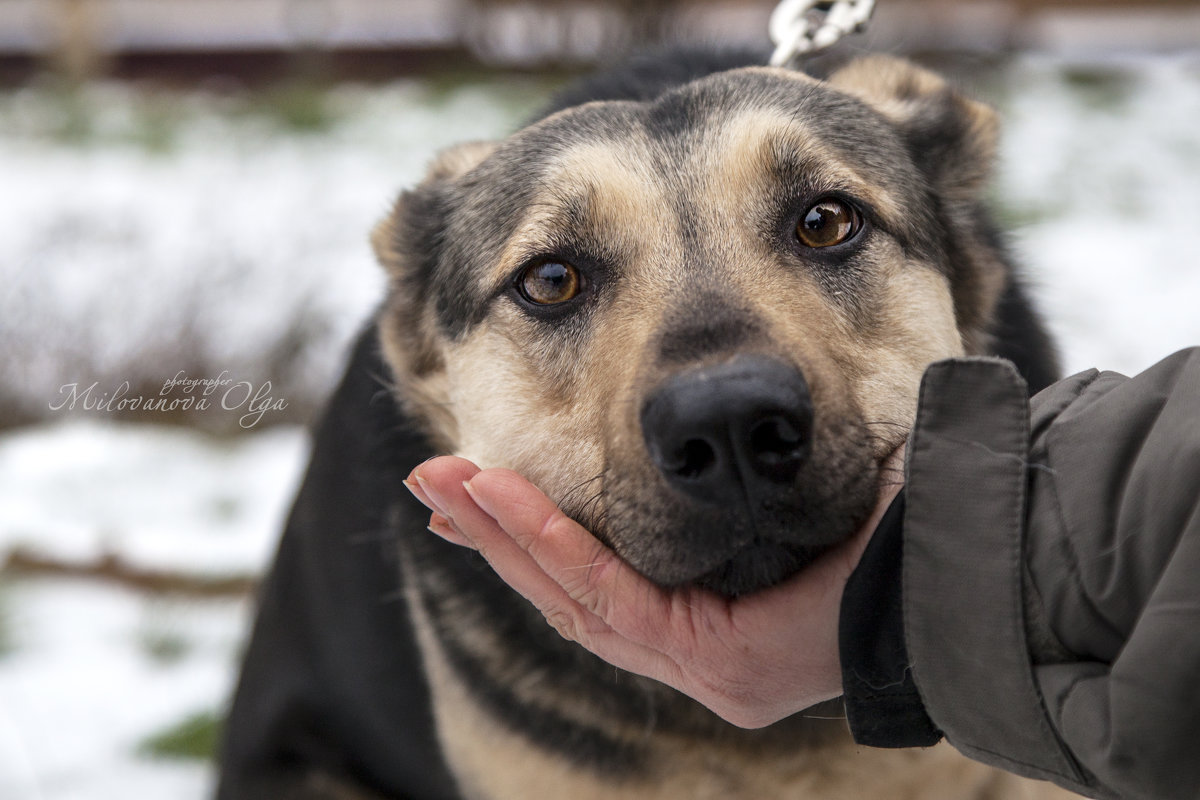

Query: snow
[0,579,242,800]
[0,54,1197,799]
[0,78,545,424]
[996,55,1200,375]
[0,422,301,800]
[0,421,307,572]
[0,74,548,800]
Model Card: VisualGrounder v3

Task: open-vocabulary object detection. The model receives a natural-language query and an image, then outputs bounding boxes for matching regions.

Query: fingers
[409,460,659,635]
[410,461,702,693]
[404,457,480,548]
[406,458,684,682]
[427,464,661,639]
[427,512,472,548]
[404,458,850,724]
[464,470,657,627]
[469,468,721,669]
[411,460,585,627]
[403,455,479,518]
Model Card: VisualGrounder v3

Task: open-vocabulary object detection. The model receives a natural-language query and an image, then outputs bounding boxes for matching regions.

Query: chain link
[768,0,876,67]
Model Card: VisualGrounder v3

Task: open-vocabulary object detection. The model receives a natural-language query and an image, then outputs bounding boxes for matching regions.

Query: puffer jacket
[840,349,1200,800]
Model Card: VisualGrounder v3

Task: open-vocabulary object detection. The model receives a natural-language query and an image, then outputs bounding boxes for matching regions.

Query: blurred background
[0,1,1197,798]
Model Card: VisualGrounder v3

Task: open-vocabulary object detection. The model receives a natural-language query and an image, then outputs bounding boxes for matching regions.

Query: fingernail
[429,514,474,549]
[403,475,437,513]
[461,479,494,519]
[415,475,451,518]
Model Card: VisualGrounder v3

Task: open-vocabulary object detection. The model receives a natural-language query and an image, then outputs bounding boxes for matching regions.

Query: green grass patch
[9,80,191,152]
[139,627,191,664]
[138,709,223,761]
[257,81,337,133]
[1059,64,1136,112]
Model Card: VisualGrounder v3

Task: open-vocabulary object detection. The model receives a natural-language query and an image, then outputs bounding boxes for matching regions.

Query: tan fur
[409,557,1076,800]
[828,57,1010,351]
[428,104,966,482]
[493,141,668,289]
[379,57,1079,800]
[827,57,1001,197]
[701,106,967,457]
[709,105,912,230]
[372,141,500,451]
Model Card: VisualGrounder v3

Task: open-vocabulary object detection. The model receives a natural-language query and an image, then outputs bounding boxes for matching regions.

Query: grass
[13,79,190,152]
[4,76,340,153]
[256,80,337,133]
[1059,64,1137,112]
[139,627,191,664]
[138,709,223,761]
[5,67,557,155]
[987,191,1063,230]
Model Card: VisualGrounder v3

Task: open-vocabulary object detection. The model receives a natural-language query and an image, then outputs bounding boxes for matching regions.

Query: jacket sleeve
[842,349,1200,800]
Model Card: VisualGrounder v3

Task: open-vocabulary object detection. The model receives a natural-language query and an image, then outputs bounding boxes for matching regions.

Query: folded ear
[828,56,1000,201]
[370,140,498,443]
[371,140,498,283]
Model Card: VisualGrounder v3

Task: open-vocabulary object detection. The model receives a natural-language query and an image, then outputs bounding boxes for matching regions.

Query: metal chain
[768,0,876,67]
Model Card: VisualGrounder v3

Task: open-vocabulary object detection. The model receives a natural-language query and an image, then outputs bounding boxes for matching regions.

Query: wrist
[839,491,942,748]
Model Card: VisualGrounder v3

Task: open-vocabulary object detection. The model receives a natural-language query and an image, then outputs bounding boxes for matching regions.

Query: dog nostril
[749,416,805,466]
[641,355,812,504]
[674,439,717,479]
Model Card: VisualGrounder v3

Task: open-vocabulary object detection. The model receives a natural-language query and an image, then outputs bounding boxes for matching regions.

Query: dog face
[375,57,1007,596]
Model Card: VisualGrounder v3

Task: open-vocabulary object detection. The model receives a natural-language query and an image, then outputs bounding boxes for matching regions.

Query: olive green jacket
[842,349,1200,800]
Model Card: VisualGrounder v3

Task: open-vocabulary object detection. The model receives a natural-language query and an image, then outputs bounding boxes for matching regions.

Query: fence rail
[3,0,1198,82]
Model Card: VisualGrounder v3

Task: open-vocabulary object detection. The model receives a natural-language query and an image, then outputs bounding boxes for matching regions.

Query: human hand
[405,446,904,729]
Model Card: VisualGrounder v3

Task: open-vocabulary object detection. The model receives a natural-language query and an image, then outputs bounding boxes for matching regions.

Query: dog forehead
[430,67,924,335]
[513,67,912,210]
[522,67,835,156]
[480,79,909,258]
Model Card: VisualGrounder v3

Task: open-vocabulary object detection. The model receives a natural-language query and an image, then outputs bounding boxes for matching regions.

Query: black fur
[217,326,457,799]
[990,275,1061,394]
[219,52,1061,799]
[217,325,848,799]
[655,298,766,365]
[535,47,767,122]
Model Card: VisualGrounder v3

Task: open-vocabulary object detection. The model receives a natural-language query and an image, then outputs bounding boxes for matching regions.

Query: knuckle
[543,606,583,644]
[561,559,616,620]
[566,577,608,619]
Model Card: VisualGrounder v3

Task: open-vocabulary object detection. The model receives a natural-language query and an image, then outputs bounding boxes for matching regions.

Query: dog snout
[640,355,813,507]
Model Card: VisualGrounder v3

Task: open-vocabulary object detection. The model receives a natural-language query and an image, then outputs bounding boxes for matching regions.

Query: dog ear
[371,140,498,284]
[371,141,497,443]
[830,57,1011,355]
[828,56,1000,201]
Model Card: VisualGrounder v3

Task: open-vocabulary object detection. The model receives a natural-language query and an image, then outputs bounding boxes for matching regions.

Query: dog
[218,50,1072,799]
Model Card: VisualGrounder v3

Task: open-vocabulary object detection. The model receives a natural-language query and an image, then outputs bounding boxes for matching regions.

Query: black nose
[640,356,813,506]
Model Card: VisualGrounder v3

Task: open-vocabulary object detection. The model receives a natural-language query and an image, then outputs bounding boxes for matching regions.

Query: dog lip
[691,539,826,597]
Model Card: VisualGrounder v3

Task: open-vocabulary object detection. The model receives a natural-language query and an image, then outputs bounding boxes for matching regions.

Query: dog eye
[518,260,582,305]
[795,199,862,248]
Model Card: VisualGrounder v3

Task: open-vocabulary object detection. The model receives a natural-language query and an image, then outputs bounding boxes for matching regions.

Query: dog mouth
[692,539,828,597]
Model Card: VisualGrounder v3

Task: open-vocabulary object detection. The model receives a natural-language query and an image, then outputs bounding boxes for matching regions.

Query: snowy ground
[0,74,555,430]
[994,55,1200,372]
[1,54,1198,799]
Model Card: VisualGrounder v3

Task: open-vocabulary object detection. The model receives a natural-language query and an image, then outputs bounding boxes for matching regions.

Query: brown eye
[796,199,861,248]
[518,260,582,305]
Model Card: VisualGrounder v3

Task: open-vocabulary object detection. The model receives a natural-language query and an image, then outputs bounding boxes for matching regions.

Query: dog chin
[691,540,827,598]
